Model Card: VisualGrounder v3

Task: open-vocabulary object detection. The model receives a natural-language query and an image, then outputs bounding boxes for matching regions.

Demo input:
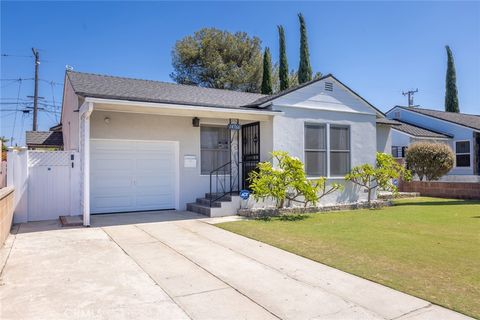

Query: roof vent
[324,82,333,92]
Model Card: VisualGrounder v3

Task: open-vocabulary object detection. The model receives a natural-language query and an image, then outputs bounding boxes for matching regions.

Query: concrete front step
[196,198,222,207]
[187,194,241,217]
[187,203,212,216]
[204,193,232,201]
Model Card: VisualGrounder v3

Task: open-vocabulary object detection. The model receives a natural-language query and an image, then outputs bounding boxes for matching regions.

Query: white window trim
[304,122,352,179]
[304,123,327,177]
[454,140,472,168]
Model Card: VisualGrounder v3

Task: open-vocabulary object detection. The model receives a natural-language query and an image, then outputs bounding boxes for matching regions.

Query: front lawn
[217,197,480,318]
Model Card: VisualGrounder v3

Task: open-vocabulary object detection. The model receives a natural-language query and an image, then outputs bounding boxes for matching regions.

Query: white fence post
[7,148,29,223]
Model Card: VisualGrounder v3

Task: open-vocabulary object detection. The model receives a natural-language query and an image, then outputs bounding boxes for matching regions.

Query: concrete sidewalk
[0,211,473,319]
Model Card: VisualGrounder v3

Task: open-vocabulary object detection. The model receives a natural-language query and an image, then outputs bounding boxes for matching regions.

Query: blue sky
[1,1,479,146]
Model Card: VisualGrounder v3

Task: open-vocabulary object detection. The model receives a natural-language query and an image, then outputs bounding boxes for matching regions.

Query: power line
[10,79,23,146]
[0,78,34,81]
[1,54,32,58]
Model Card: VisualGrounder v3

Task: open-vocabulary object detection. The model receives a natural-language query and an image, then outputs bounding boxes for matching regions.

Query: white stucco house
[386,106,480,176]
[59,71,395,225]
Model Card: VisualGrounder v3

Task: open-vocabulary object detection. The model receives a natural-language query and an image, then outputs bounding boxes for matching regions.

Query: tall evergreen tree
[444,45,459,113]
[297,13,312,84]
[261,47,273,94]
[278,25,289,91]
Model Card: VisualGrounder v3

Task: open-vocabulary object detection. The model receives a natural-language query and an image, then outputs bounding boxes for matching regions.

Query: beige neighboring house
[57,70,395,226]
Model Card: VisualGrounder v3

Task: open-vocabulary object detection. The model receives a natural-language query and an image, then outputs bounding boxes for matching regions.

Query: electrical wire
[1,54,33,58]
[10,80,22,146]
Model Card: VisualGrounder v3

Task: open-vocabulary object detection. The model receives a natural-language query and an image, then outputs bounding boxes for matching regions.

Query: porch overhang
[84,97,281,121]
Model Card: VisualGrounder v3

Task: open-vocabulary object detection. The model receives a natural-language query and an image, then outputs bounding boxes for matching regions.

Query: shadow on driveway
[14,210,205,235]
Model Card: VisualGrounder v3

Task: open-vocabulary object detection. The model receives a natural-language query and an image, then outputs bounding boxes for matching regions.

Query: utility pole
[402,89,418,108]
[32,48,40,131]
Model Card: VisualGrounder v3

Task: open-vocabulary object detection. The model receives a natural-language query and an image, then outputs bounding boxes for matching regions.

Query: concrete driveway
[0,211,472,320]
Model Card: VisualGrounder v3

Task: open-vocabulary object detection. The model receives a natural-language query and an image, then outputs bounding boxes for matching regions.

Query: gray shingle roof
[392,120,452,139]
[67,71,268,110]
[395,106,480,131]
[26,131,63,147]
[376,118,401,126]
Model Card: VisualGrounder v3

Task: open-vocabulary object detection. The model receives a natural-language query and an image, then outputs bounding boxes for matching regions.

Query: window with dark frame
[304,124,327,176]
[200,126,230,174]
[330,125,351,176]
[455,141,470,167]
[391,146,407,158]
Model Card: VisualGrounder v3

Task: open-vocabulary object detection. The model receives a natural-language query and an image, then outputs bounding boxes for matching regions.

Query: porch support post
[80,102,93,226]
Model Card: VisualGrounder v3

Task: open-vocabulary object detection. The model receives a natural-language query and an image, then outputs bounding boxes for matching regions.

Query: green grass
[217,198,480,318]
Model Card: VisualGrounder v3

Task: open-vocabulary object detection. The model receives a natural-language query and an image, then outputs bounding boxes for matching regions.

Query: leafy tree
[249,151,342,209]
[261,48,273,94]
[297,13,312,84]
[278,25,289,91]
[445,45,459,113]
[271,67,321,93]
[406,142,454,181]
[0,137,9,152]
[170,28,263,92]
[345,153,411,204]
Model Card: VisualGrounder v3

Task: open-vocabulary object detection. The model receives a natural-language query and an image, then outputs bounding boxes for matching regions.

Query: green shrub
[345,153,411,204]
[405,142,454,181]
[249,151,342,209]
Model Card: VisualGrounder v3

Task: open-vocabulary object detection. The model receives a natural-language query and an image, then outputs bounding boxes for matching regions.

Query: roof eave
[83,97,283,116]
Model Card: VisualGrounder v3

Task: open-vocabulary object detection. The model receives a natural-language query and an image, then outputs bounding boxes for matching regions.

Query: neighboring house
[25,124,64,150]
[386,106,480,176]
[60,71,394,225]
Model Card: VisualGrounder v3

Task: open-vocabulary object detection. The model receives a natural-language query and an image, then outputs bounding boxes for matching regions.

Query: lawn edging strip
[238,200,392,218]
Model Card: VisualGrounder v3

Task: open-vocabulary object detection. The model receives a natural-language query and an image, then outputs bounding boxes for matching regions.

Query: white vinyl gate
[7,150,80,222]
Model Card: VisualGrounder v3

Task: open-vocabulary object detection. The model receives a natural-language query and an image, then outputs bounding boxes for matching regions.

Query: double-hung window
[304,123,351,177]
[455,141,470,167]
[330,125,351,176]
[200,126,230,174]
[304,124,327,176]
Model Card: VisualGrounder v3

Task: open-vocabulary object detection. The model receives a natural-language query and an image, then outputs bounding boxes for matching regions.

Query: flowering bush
[405,142,454,181]
[345,152,411,204]
[249,151,342,209]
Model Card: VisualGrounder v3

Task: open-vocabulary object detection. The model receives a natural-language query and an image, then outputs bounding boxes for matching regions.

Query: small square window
[456,155,470,167]
[455,141,470,167]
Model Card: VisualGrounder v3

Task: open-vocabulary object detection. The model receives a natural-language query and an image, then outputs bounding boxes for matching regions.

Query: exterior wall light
[192,117,200,127]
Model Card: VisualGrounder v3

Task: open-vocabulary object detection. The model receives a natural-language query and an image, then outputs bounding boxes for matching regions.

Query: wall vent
[394,111,401,119]
[324,82,333,91]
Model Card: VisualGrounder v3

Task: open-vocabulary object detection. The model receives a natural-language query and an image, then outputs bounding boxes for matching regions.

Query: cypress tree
[261,47,273,94]
[278,25,289,91]
[298,13,312,84]
[444,45,459,113]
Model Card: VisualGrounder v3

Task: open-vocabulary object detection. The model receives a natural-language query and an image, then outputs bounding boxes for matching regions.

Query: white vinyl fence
[0,161,6,188]
[7,149,80,223]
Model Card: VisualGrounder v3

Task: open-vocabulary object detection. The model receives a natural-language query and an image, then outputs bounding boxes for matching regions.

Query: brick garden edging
[238,200,392,218]
[399,180,480,200]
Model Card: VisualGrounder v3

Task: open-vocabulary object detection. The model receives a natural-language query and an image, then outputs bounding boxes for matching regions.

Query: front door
[241,122,260,189]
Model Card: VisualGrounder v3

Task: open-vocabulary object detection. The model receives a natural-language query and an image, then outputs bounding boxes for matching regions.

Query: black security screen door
[241,122,260,189]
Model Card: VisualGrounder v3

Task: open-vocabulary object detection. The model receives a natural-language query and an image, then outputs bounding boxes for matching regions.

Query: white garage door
[90,139,177,214]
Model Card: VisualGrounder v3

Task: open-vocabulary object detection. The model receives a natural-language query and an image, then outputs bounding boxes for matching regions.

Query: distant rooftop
[394,106,480,131]
[26,131,63,148]
[392,120,453,139]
